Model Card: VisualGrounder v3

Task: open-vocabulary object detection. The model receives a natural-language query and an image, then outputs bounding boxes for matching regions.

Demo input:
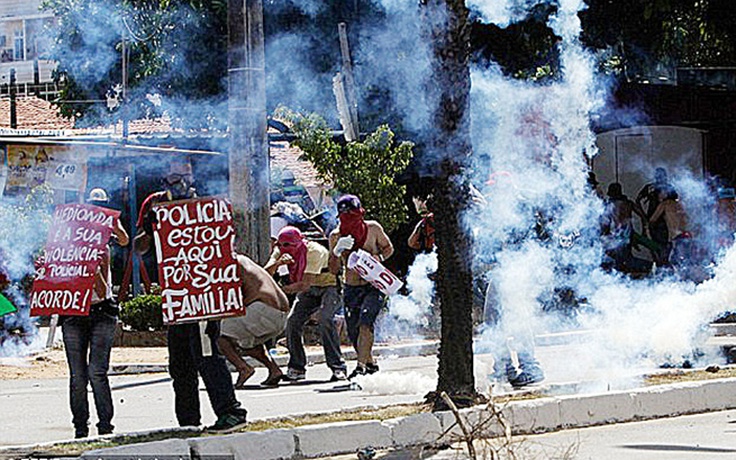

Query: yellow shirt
[269,241,336,288]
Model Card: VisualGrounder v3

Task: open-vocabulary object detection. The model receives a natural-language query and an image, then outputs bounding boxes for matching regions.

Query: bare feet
[261,370,283,387]
[234,367,255,389]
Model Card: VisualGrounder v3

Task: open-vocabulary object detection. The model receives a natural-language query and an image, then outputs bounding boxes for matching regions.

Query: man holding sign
[328,195,394,379]
[136,160,247,433]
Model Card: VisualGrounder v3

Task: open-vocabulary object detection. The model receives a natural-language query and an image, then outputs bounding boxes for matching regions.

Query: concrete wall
[592,125,705,199]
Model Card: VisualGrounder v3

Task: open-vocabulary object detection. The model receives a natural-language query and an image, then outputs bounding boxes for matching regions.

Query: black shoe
[509,366,545,388]
[206,410,248,433]
[365,363,379,374]
[348,365,367,379]
[74,429,89,439]
[98,428,114,436]
[330,369,348,381]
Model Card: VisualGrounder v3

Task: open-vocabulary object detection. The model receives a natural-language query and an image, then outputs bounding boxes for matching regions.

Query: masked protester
[134,159,248,433]
[328,195,394,378]
[265,226,348,382]
[62,188,128,438]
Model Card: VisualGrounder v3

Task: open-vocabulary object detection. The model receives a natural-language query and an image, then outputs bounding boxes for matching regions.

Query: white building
[0,0,56,89]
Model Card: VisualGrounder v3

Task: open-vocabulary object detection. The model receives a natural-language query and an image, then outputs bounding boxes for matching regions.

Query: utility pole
[227,0,270,264]
[9,69,17,129]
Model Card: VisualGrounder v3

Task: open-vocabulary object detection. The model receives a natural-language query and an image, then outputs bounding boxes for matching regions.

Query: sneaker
[282,368,306,382]
[365,363,379,374]
[508,366,545,388]
[330,369,348,381]
[348,365,367,379]
[206,411,248,433]
[74,428,89,439]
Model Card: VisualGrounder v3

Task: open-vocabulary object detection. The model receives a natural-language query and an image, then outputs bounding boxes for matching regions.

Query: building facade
[0,0,56,90]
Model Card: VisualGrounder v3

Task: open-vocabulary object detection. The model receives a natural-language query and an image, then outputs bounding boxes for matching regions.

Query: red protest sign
[30,204,120,316]
[152,197,244,324]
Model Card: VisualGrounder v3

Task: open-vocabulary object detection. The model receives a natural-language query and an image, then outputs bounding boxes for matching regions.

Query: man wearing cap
[328,195,394,378]
[135,159,248,433]
[61,187,128,438]
[266,226,348,382]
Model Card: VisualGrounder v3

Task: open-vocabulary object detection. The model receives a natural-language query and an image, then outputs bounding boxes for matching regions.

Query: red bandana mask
[277,226,308,283]
[338,208,368,251]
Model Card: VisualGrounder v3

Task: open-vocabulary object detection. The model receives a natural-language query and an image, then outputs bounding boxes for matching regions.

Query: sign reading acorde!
[153,197,244,324]
[30,204,120,316]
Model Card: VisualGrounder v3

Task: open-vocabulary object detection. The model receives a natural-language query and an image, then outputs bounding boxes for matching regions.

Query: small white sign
[347,249,403,296]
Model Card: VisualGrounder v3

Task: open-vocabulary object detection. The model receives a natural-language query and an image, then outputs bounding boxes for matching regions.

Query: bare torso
[236,254,290,312]
[329,220,393,286]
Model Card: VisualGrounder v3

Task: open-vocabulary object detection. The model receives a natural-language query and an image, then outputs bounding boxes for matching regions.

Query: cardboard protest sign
[0,293,16,317]
[30,204,120,316]
[347,249,403,296]
[152,197,244,324]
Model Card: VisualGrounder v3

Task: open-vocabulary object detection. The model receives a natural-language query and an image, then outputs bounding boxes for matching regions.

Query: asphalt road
[0,354,439,447]
[0,336,724,448]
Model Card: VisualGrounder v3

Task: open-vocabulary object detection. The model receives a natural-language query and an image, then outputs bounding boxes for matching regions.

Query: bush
[119,294,164,331]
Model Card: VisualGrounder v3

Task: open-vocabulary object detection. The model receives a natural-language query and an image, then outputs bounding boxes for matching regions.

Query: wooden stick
[440,391,477,460]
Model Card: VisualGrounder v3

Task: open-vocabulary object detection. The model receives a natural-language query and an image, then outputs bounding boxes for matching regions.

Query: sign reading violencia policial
[152,197,244,324]
[30,204,119,316]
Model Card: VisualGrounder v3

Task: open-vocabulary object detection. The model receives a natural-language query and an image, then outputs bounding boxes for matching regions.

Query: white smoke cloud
[468,0,733,391]
[388,251,437,325]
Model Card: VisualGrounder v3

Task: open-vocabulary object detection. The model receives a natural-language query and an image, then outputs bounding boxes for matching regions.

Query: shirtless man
[649,186,691,267]
[218,254,290,388]
[328,195,394,378]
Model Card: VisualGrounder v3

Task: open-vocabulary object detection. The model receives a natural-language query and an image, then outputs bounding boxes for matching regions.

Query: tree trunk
[420,0,478,409]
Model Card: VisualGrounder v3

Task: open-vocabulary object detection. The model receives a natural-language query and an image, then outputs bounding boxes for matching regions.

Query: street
[0,354,439,447]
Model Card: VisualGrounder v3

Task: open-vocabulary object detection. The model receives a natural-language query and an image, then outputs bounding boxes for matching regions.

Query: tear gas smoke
[0,193,52,356]
[466,0,734,390]
[352,370,434,396]
[386,251,437,326]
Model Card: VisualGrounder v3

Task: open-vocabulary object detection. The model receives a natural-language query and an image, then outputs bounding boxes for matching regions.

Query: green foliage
[42,0,228,129]
[119,294,163,331]
[276,108,414,233]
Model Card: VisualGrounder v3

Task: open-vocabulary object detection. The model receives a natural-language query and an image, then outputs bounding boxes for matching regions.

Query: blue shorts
[343,284,385,346]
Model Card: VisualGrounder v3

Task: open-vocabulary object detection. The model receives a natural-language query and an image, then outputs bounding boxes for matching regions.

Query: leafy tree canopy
[42,0,228,129]
[277,108,413,234]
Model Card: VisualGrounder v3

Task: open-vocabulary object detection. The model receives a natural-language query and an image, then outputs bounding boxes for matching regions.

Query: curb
[52,376,736,460]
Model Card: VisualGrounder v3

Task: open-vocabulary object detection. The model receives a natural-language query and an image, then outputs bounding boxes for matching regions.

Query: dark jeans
[168,321,242,426]
[286,286,346,373]
[344,284,385,348]
[61,311,117,435]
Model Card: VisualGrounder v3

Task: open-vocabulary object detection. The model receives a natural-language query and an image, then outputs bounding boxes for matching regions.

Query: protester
[715,187,736,250]
[601,182,648,271]
[61,188,128,438]
[407,195,435,253]
[636,167,672,264]
[265,226,348,382]
[135,159,248,432]
[218,254,290,388]
[649,186,692,271]
[328,195,394,378]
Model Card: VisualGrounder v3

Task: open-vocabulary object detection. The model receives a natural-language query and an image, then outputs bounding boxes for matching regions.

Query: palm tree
[420,0,480,409]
